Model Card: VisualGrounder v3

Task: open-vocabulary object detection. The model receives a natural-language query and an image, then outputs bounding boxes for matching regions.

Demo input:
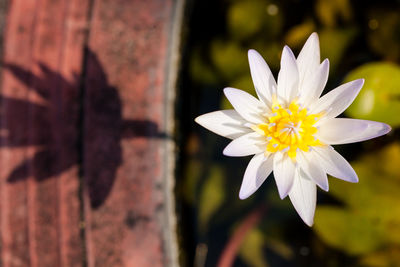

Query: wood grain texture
[83,0,177,266]
[0,0,181,266]
[0,0,92,266]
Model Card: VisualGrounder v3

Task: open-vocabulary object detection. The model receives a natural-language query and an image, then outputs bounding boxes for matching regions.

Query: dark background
[178,0,400,266]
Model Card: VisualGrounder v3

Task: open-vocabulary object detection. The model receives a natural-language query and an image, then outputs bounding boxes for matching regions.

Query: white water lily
[195,33,391,226]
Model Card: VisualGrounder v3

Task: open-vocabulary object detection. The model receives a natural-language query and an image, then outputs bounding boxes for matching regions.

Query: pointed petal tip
[309,32,319,40]
[238,153,272,201]
[278,190,289,200]
[297,204,315,227]
[273,153,296,200]
[294,201,315,226]
[194,114,206,127]
[222,146,242,157]
[239,190,249,200]
[248,49,258,57]
[322,184,329,192]
[347,170,359,183]
[354,78,365,88]
[223,87,244,99]
[350,176,359,183]
[282,45,293,54]
[194,115,201,124]
[281,45,296,59]
[382,123,392,135]
[344,78,365,94]
[304,218,314,227]
[222,132,265,157]
[371,121,392,139]
[223,87,234,95]
[194,113,220,129]
[319,176,329,192]
[305,32,319,44]
[247,49,262,67]
[222,145,237,157]
[362,120,392,141]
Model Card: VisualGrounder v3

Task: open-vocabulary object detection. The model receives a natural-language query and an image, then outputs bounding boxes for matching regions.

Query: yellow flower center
[252,101,323,159]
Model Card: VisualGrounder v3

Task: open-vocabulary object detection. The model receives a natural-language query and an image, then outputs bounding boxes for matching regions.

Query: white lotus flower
[195,33,391,226]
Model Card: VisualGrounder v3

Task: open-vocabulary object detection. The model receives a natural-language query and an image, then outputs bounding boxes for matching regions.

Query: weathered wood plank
[1,0,40,266]
[54,1,91,266]
[0,0,182,265]
[83,0,180,266]
[0,0,90,266]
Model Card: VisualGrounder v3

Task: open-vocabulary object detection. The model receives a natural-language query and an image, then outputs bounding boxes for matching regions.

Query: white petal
[299,59,329,106]
[297,32,320,92]
[310,79,364,118]
[277,46,299,104]
[224,87,267,124]
[239,153,273,199]
[316,118,391,145]
[312,146,358,183]
[297,151,329,191]
[273,152,296,199]
[223,132,266,157]
[248,49,277,107]
[289,170,317,227]
[195,110,252,139]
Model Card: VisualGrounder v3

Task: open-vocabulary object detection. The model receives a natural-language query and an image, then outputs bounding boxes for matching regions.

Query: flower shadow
[1,49,166,208]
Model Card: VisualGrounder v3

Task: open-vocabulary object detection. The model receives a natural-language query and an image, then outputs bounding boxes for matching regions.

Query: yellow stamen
[253,101,324,160]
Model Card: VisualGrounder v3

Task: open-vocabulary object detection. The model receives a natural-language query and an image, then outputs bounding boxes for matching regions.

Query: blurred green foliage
[367,8,400,60]
[182,0,400,266]
[198,165,226,232]
[345,62,400,127]
[239,227,270,267]
[319,28,357,72]
[315,144,400,265]
[315,0,353,27]
[210,39,248,80]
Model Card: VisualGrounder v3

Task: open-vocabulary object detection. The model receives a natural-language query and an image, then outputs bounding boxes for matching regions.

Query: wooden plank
[0,0,90,266]
[0,0,182,265]
[83,0,180,266]
[52,1,91,266]
[1,1,40,266]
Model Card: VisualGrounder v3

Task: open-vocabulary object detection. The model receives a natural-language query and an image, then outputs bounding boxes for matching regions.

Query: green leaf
[314,206,384,255]
[315,143,400,255]
[344,62,400,127]
[328,143,400,209]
